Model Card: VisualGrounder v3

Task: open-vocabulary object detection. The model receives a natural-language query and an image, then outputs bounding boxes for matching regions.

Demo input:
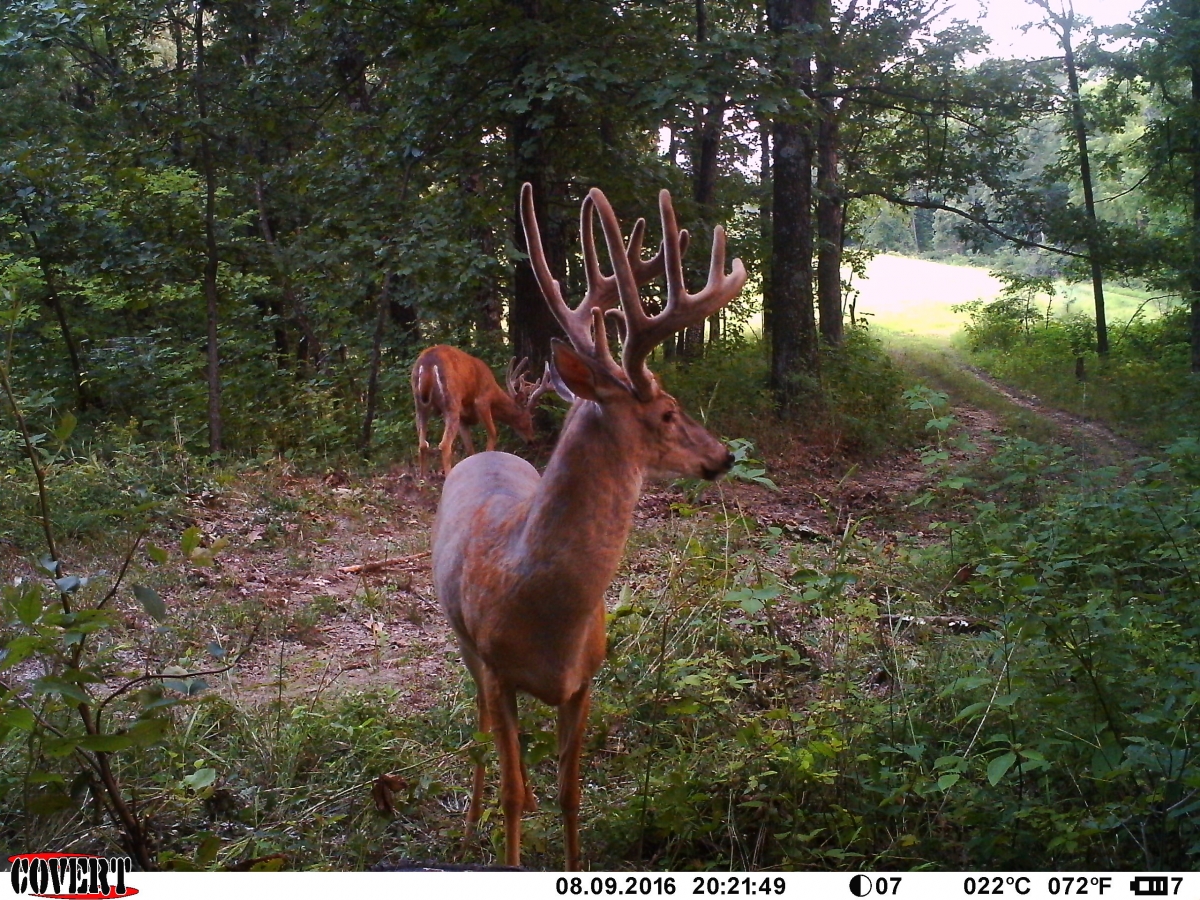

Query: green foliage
[956,272,1059,352]
[818,327,924,455]
[962,298,1199,447]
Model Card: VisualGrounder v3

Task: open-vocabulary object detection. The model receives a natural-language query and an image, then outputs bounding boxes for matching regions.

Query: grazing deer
[411,346,551,478]
[431,182,746,869]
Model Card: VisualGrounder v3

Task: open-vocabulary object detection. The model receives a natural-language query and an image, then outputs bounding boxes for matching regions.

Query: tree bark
[767,0,818,410]
[511,130,565,369]
[1191,10,1200,373]
[194,1,222,454]
[691,0,726,353]
[1051,2,1108,355]
[759,118,772,340]
[360,273,393,453]
[21,217,94,410]
[814,0,845,346]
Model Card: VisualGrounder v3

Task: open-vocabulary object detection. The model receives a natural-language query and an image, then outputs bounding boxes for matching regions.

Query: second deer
[428,183,746,869]
[411,345,551,478]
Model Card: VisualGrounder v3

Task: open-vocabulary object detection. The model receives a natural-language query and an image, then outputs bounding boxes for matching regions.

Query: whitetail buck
[411,345,551,477]
[429,182,745,869]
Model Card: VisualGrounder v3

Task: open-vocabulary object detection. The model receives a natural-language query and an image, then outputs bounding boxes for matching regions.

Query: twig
[96,618,262,719]
[337,551,431,575]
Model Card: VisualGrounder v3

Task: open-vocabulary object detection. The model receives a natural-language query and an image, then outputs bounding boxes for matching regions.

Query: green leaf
[196,833,223,866]
[182,767,217,791]
[987,751,1017,786]
[133,584,167,621]
[934,755,965,771]
[10,582,44,625]
[164,676,209,697]
[0,707,36,741]
[33,676,91,705]
[181,526,202,558]
[28,789,73,815]
[126,717,170,747]
[43,736,80,758]
[937,773,961,790]
[0,635,43,671]
[952,701,990,723]
[77,733,134,753]
[146,543,168,565]
[740,595,764,614]
[37,555,60,577]
[54,411,77,442]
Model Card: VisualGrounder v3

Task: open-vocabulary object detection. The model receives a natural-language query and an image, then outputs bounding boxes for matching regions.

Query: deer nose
[701,450,735,481]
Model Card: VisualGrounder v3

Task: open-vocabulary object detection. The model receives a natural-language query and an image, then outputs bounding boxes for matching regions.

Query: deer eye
[662,409,676,424]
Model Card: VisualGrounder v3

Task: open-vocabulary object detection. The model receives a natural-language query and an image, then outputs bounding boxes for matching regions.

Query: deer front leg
[557,684,592,872]
[484,675,525,868]
[466,672,492,836]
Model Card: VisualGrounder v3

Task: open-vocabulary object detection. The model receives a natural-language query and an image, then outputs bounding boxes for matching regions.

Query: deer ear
[551,339,628,403]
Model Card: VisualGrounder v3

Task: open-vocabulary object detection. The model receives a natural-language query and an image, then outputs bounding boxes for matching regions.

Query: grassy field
[848,254,1162,339]
[741,255,1160,342]
[851,255,1000,336]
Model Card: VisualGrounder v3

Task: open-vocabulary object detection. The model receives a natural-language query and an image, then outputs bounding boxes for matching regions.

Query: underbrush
[958,292,1199,448]
[664,329,921,458]
[6,331,1198,871]
[9,429,1198,870]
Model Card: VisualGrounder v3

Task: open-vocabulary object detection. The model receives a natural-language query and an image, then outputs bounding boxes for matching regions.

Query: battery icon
[1130,877,1169,896]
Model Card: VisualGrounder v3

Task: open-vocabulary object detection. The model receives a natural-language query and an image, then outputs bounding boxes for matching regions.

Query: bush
[960,291,1198,447]
[662,328,920,458]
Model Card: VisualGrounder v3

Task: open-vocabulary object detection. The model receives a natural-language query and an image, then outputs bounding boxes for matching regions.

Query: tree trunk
[506,0,563,369]
[815,104,841,346]
[759,118,772,340]
[22,219,93,410]
[194,1,221,454]
[692,0,727,354]
[814,0,844,346]
[360,273,393,453]
[1191,18,1200,373]
[767,0,818,410]
[511,129,565,369]
[255,180,321,372]
[1057,5,1108,355]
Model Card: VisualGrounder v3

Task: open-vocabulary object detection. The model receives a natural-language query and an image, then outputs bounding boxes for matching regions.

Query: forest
[2,0,1199,874]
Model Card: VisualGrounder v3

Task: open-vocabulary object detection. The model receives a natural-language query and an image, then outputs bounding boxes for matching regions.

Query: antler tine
[506,356,530,395]
[521,182,597,355]
[619,189,747,399]
[583,203,690,309]
[522,362,554,408]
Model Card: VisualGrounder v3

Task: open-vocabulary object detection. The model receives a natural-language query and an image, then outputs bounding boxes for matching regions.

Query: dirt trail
[962,365,1145,464]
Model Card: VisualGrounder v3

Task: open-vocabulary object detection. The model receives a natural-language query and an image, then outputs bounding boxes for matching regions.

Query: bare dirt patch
[185,398,1015,718]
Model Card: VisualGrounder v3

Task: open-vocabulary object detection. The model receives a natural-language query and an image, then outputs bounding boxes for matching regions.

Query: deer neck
[492,390,521,422]
[520,400,644,589]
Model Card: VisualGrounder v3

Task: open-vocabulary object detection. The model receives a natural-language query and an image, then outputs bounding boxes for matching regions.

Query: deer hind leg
[438,410,461,476]
[482,674,525,868]
[415,412,431,479]
[476,400,499,452]
[557,684,592,872]
[459,424,476,457]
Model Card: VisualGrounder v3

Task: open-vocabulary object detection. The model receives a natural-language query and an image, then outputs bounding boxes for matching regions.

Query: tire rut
[962,365,1145,465]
